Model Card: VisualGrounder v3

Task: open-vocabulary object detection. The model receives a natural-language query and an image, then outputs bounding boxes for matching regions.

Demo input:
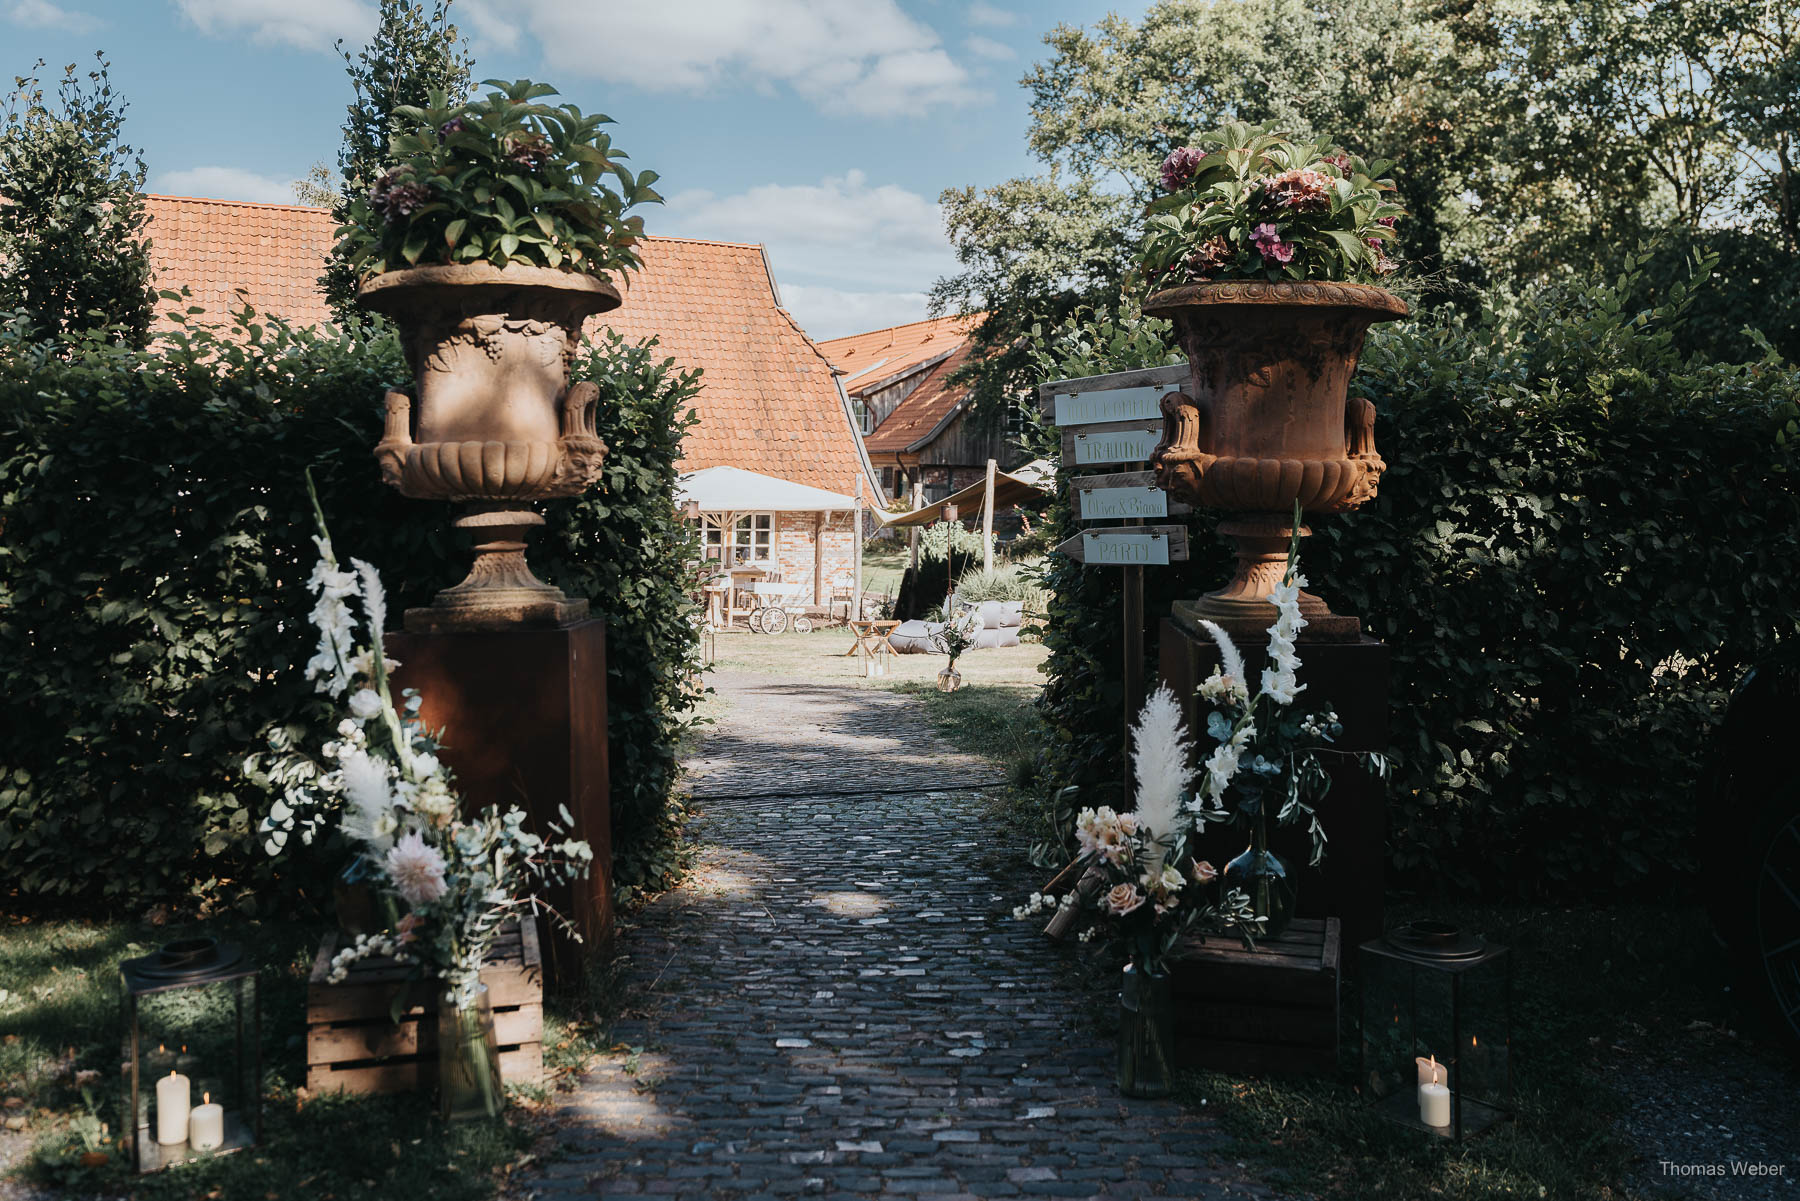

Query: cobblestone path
[515,672,1279,1201]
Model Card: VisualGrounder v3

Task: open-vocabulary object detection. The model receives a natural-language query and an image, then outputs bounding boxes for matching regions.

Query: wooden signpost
[1038,361,1192,756]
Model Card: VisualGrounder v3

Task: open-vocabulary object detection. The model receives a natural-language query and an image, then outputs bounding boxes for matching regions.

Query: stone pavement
[511,671,1280,1201]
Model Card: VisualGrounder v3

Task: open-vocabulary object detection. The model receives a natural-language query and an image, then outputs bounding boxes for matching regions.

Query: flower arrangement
[335,77,661,280]
[256,477,593,1010]
[1138,122,1404,289]
[1015,687,1259,973]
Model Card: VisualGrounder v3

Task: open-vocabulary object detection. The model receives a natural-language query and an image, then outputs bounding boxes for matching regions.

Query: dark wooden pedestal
[386,619,612,982]
[1170,917,1340,1074]
[1159,617,1390,954]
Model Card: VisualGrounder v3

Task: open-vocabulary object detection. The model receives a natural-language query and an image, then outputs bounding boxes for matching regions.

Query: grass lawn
[0,913,614,1200]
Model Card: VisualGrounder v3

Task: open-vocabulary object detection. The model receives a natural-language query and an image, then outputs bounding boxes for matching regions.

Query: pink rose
[1191,860,1219,885]
[1103,883,1146,916]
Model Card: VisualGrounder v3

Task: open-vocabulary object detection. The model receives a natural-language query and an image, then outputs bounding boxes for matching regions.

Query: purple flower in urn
[1160,146,1205,191]
[369,167,431,221]
[1251,222,1295,264]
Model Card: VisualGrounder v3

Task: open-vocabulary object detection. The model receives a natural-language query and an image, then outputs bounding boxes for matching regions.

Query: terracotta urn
[1146,279,1407,640]
[359,263,621,632]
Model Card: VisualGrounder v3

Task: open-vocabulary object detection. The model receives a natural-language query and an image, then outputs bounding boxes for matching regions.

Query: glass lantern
[119,938,261,1172]
[1359,920,1511,1140]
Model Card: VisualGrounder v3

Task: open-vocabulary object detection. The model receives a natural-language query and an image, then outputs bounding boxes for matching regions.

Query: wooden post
[1122,532,1145,787]
[908,478,923,571]
[852,478,864,621]
[981,457,997,574]
[813,511,825,606]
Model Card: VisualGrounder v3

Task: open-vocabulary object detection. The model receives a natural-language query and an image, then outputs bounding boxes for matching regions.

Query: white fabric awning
[676,465,860,512]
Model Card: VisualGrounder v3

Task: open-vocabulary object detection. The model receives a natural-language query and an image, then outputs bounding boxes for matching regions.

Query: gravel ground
[1607,1022,1800,1198]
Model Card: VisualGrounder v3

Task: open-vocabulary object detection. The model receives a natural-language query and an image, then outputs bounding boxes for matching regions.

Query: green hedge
[1030,265,1800,897]
[0,309,700,909]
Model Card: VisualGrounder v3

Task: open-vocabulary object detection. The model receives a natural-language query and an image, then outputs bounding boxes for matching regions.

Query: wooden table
[845,618,901,658]
[1168,916,1340,1075]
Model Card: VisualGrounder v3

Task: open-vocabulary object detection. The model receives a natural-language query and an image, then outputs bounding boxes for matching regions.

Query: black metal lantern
[119,938,261,1172]
[1359,921,1512,1140]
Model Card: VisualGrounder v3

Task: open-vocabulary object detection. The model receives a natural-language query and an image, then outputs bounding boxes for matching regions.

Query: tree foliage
[321,0,473,324]
[0,55,155,347]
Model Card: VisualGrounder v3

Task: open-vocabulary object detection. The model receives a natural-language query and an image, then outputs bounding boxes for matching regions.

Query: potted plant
[337,78,662,631]
[1142,122,1407,639]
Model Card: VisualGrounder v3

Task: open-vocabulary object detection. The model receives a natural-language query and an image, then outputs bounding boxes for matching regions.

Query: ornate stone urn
[1147,279,1407,640]
[359,263,620,632]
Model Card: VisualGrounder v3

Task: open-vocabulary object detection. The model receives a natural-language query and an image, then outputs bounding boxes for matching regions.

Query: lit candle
[1417,1055,1450,1128]
[155,1069,190,1145]
[189,1092,224,1152]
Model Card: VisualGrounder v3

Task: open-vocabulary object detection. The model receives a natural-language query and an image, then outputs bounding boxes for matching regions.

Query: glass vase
[1225,825,1297,941]
[1117,962,1174,1098]
[935,665,962,692]
[437,983,503,1121]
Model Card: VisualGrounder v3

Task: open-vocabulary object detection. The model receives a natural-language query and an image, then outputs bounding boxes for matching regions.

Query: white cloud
[777,284,929,342]
[964,35,1015,61]
[4,0,99,31]
[965,2,1020,28]
[459,0,986,117]
[662,169,953,287]
[151,166,304,206]
[171,0,375,53]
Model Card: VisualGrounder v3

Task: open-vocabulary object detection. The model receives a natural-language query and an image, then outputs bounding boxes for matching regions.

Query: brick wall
[771,511,859,603]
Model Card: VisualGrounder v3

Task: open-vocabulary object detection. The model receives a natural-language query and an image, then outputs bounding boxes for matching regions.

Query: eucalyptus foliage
[0,309,701,908]
[335,78,661,280]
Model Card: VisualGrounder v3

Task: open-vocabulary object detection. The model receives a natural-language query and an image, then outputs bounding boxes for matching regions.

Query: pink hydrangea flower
[1266,167,1333,211]
[1252,223,1295,264]
[1160,146,1205,191]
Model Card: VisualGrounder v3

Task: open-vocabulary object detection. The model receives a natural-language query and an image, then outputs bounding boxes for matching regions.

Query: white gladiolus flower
[348,688,383,720]
[384,831,448,906]
[1259,573,1309,706]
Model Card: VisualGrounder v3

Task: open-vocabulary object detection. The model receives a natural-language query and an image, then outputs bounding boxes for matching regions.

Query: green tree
[320,0,473,325]
[0,55,155,347]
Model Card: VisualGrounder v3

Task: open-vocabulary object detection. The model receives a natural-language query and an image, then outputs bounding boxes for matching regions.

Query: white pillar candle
[1420,1080,1452,1127]
[155,1070,190,1145]
[189,1093,224,1152]
[1416,1055,1451,1127]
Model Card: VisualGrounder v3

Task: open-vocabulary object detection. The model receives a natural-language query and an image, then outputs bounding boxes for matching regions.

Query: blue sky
[2,0,1149,339]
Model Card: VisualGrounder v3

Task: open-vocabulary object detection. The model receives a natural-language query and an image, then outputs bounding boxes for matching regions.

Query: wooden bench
[1168,916,1340,1075]
[305,919,544,1095]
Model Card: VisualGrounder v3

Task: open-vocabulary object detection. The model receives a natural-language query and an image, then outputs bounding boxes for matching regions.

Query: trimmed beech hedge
[1031,265,1800,897]
[0,310,701,909]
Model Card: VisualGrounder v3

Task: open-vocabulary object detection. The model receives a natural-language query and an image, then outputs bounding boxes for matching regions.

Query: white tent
[678,466,866,614]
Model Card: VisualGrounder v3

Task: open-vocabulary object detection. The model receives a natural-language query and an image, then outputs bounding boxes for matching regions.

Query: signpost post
[1039,361,1191,763]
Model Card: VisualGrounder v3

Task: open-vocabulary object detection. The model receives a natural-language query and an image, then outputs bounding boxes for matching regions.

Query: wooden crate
[1168,916,1339,1075]
[305,920,544,1095]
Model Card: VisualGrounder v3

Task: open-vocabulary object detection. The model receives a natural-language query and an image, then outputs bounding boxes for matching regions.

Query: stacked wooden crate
[305,919,544,1095]
[1169,916,1340,1075]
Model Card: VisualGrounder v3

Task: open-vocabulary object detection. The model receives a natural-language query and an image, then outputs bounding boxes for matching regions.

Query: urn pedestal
[386,620,612,983]
[1147,280,1407,641]
[359,263,619,634]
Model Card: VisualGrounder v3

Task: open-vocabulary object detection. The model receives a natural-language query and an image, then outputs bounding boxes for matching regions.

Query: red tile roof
[141,195,878,499]
[817,312,983,398]
[145,194,337,328]
[860,340,977,454]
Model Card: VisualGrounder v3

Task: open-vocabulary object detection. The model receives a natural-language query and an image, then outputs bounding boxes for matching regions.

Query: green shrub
[0,307,700,909]
[1029,268,1800,897]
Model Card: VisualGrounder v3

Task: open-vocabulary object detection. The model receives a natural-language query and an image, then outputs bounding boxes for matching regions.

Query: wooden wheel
[793,614,813,634]
[760,606,788,634]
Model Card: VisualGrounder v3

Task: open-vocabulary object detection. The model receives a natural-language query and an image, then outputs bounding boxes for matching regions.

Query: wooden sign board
[1054,526,1191,565]
[1062,421,1163,469]
[1074,469,1192,521]
[1038,362,1190,423]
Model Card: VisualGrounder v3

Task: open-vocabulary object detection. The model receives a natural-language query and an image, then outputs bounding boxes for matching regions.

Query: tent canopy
[878,459,1055,528]
[677,465,860,513]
